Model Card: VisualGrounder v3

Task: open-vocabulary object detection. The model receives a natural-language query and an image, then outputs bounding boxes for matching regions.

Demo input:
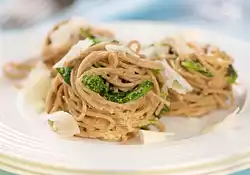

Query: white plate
[1,21,250,175]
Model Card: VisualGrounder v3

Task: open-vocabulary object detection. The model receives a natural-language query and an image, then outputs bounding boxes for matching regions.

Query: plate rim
[2,148,250,175]
[1,20,250,174]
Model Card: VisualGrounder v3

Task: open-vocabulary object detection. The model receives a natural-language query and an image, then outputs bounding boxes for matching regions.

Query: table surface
[1,0,250,174]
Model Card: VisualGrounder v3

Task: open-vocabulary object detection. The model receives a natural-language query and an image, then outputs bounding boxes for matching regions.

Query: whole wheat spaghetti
[3,19,114,80]
[2,20,239,142]
[46,41,168,141]
[153,38,237,117]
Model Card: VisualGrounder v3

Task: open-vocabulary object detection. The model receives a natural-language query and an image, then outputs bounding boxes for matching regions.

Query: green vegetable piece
[82,75,125,103]
[181,60,213,77]
[122,80,154,103]
[80,28,102,46]
[148,119,157,125]
[160,105,169,114]
[48,119,54,128]
[90,38,102,46]
[111,40,119,43]
[152,69,161,74]
[105,80,153,103]
[82,75,154,104]
[80,28,93,38]
[153,105,169,118]
[48,120,57,131]
[104,91,128,103]
[227,65,238,84]
[140,125,150,130]
[56,67,72,85]
[82,75,108,93]
[140,119,157,130]
[104,94,123,103]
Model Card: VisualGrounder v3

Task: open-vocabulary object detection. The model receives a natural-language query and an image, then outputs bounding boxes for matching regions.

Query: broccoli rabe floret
[181,60,213,77]
[82,75,154,104]
[122,80,154,103]
[227,65,238,84]
[82,75,108,93]
[56,67,72,85]
[80,28,102,46]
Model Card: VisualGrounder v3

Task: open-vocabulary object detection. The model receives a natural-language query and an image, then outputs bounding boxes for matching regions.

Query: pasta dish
[148,38,236,117]
[2,18,238,142]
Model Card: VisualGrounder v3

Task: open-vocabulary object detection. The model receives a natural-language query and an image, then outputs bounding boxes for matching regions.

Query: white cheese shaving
[139,130,175,144]
[157,59,193,94]
[49,17,87,49]
[171,35,194,55]
[105,44,139,57]
[46,111,80,137]
[21,62,51,113]
[154,44,170,58]
[140,46,155,58]
[141,35,194,59]
[53,38,93,68]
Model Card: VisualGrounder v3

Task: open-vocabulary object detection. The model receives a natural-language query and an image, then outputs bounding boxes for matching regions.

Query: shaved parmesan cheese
[46,111,80,137]
[142,43,170,58]
[154,44,170,58]
[105,44,139,57]
[171,35,194,55]
[139,130,175,144]
[53,38,93,68]
[50,17,87,49]
[158,59,193,94]
[21,62,51,113]
[202,107,240,133]
[140,45,156,58]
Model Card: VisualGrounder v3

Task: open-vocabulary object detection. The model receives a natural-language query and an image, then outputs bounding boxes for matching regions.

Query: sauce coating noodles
[46,41,168,141]
[2,20,238,142]
[155,38,235,117]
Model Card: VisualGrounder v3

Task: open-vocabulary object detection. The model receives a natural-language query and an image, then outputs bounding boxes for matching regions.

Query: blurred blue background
[1,0,250,174]
[1,0,250,40]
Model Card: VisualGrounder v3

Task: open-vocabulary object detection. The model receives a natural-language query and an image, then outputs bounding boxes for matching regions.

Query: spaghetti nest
[46,41,169,141]
[42,20,114,68]
[156,38,237,117]
[3,19,114,80]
